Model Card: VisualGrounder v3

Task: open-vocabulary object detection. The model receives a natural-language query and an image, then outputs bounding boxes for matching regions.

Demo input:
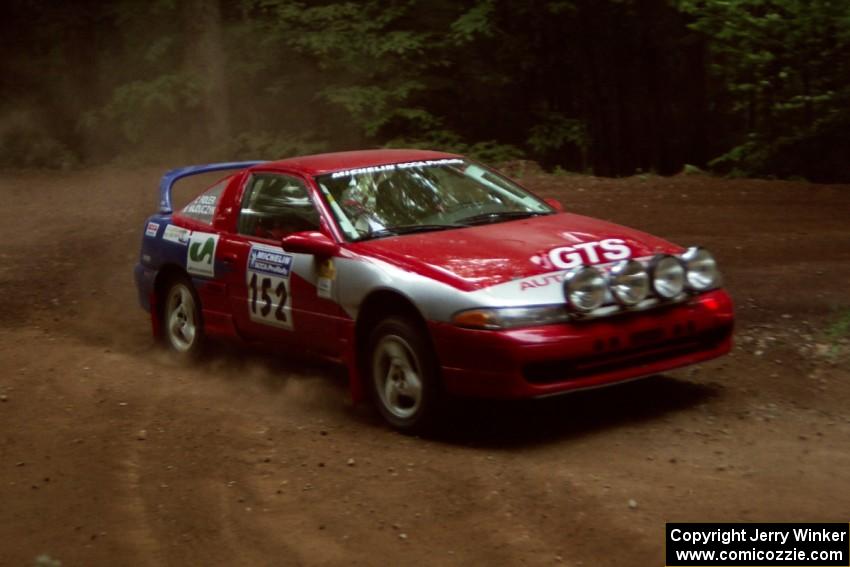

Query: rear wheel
[162,277,204,357]
[368,317,441,434]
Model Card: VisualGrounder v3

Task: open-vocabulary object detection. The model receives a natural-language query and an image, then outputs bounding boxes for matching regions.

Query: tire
[367,317,441,434]
[161,276,205,358]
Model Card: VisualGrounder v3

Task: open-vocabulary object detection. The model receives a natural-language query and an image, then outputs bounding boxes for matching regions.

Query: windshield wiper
[363,223,465,240]
[457,210,550,225]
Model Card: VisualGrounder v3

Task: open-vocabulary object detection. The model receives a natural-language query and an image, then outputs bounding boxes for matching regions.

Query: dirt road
[1,166,848,566]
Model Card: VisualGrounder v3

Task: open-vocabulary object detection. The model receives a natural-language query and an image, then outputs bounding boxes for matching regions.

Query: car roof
[259,148,462,176]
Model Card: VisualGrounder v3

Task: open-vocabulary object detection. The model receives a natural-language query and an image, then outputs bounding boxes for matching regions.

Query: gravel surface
[1,167,848,566]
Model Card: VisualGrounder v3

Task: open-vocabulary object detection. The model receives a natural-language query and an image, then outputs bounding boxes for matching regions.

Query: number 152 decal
[246,244,294,330]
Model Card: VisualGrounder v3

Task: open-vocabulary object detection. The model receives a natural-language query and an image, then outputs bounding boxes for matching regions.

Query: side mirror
[544,197,564,212]
[281,231,340,257]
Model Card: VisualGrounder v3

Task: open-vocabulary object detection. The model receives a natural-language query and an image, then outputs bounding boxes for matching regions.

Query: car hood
[348,212,683,292]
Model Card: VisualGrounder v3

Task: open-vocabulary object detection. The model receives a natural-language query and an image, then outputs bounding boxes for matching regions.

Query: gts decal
[547,238,630,270]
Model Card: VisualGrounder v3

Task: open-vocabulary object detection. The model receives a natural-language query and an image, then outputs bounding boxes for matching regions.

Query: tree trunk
[184,0,230,145]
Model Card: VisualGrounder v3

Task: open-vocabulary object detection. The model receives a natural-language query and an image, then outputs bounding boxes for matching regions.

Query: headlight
[452,305,571,330]
[650,254,685,299]
[563,266,607,312]
[608,259,649,306]
[682,247,721,291]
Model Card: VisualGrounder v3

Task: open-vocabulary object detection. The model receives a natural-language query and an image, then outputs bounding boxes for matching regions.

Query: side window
[238,173,320,239]
[182,179,227,224]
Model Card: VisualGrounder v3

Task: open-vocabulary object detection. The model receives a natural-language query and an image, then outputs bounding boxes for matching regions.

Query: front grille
[523,324,732,384]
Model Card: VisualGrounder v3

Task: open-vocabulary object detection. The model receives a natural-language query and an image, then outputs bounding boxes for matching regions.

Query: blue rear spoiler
[158,161,267,214]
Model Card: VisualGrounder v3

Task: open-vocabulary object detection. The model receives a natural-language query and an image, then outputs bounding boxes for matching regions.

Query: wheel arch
[353,289,447,433]
[150,263,191,339]
[355,287,428,343]
[352,289,438,395]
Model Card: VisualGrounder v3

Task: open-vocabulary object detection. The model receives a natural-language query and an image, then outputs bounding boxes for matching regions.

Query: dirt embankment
[1,168,848,566]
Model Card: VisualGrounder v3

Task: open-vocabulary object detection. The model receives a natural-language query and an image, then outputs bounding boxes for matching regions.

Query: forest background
[2,0,849,181]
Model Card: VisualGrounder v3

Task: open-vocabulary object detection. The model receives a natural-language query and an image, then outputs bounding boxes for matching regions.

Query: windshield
[315,158,553,241]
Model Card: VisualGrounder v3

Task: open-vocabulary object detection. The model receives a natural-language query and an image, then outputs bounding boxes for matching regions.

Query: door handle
[221,253,238,267]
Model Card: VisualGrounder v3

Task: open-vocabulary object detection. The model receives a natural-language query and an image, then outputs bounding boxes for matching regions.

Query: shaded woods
[2,0,849,180]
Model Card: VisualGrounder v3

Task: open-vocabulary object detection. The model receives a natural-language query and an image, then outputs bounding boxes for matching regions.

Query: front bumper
[429,289,734,399]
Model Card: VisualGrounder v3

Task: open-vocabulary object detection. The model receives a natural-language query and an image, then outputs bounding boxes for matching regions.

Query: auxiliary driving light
[563,266,607,312]
[682,247,720,291]
[608,259,650,306]
[650,254,686,299]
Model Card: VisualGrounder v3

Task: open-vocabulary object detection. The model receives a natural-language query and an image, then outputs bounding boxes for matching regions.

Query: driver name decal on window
[184,194,217,217]
[182,179,227,224]
[246,243,294,330]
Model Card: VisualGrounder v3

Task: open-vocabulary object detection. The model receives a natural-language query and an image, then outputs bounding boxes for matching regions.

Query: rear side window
[238,173,320,239]
[181,180,228,224]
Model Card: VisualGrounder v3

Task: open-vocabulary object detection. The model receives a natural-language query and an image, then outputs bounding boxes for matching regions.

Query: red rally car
[134,149,734,432]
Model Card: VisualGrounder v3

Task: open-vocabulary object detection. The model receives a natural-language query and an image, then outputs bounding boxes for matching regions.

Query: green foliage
[1,0,849,178]
[84,74,204,145]
[678,0,850,179]
[387,129,523,164]
[826,308,850,359]
[681,164,705,175]
[708,139,769,177]
[322,82,434,137]
[0,108,78,169]
[527,113,588,156]
[551,165,580,177]
[635,171,659,182]
[230,131,327,160]
[33,555,61,567]
[450,1,495,43]
[462,141,525,164]
[252,0,446,143]
[827,310,850,341]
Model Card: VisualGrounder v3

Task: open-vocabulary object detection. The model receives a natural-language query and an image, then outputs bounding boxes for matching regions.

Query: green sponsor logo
[189,237,215,265]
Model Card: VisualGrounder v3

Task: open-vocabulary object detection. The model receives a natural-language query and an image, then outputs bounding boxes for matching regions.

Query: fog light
[563,266,606,312]
[608,260,649,306]
[650,254,686,299]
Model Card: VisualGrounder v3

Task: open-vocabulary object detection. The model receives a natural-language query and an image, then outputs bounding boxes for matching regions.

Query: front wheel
[368,317,441,434]
[162,277,204,357]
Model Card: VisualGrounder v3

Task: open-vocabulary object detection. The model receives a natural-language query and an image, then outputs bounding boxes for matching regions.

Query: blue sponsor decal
[249,247,293,278]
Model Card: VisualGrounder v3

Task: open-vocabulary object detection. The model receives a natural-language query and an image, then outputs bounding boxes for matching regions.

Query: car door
[217,171,345,356]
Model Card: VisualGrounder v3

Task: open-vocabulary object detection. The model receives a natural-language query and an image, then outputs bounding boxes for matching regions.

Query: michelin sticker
[145,222,160,238]
[187,232,219,277]
[163,224,190,246]
[246,244,294,330]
